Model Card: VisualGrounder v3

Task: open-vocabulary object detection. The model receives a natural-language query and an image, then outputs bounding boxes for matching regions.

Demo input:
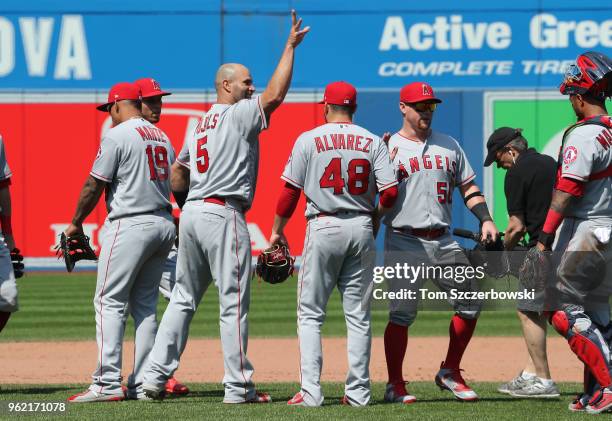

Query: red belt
[394,227,446,239]
[316,210,371,218]
[203,196,226,206]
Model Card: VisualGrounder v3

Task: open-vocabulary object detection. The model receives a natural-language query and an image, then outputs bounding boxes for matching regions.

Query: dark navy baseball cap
[484,127,525,167]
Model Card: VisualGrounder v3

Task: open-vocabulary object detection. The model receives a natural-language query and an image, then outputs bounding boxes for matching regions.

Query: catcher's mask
[560,51,612,99]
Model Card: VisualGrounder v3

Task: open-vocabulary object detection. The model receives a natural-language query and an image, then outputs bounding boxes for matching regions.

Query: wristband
[0,215,12,235]
[542,208,563,235]
[538,231,555,248]
[470,202,493,224]
[463,191,484,204]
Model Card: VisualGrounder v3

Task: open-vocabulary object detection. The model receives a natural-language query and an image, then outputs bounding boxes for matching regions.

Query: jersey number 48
[319,157,371,195]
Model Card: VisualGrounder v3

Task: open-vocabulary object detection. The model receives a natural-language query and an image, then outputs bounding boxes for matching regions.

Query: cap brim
[96,103,111,112]
[142,91,172,98]
[317,100,325,104]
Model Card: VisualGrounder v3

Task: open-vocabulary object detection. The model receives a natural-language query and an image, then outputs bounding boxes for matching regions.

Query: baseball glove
[518,247,551,291]
[55,233,97,272]
[467,237,510,278]
[10,248,24,278]
[256,244,295,284]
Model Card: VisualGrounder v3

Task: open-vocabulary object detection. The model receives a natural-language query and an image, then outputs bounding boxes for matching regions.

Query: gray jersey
[91,117,175,220]
[561,123,612,221]
[281,122,397,218]
[185,96,267,210]
[0,136,12,181]
[383,131,475,229]
[176,138,190,168]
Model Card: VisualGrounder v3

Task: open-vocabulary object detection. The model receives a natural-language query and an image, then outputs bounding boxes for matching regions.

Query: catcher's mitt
[256,244,295,284]
[10,248,24,278]
[55,233,97,272]
[519,247,551,291]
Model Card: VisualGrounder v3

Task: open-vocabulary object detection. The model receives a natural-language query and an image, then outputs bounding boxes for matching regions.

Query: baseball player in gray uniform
[142,10,309,403]
[66,82,176,403]
[134,77,189,396]
[0,135,19,334]
[382,82,498,404]
[270,81,398,407]
[538,51,612,414]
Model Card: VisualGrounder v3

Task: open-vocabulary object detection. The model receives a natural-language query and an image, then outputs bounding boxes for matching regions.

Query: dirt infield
[0,336,581,384]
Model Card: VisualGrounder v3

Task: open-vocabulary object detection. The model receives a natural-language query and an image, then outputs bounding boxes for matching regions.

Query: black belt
[392,227,447,239]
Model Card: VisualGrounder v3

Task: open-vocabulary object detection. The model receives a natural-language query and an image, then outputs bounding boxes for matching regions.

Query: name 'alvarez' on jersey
[281,122,397,218]
[383,130,475,230]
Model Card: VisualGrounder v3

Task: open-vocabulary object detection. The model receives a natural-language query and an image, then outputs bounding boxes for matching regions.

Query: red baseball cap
[134,77,171,98]
[97,82,142,112]
[400,82,442,104]
[318,81,357,106]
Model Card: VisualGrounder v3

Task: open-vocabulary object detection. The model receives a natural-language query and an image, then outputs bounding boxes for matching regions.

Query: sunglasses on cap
[563,63,582,84]
[406,102,437,112]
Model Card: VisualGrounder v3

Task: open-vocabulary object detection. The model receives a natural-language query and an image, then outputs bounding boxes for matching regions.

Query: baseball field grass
[0,273,523,342]
[0,382,589,420]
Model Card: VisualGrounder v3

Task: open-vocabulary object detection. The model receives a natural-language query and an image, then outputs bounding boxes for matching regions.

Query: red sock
[443,315,477,369]
[384,321,408,384]
[0,311,11,333]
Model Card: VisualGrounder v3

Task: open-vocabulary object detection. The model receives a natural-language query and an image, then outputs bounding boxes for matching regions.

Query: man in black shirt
[484,127,559,398]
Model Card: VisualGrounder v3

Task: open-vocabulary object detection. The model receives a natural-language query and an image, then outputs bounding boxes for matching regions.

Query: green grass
[0,382,591,420]
[0,273,524,342]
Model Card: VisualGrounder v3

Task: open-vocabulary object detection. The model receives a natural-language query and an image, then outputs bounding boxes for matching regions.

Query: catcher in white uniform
[270,81,398,407]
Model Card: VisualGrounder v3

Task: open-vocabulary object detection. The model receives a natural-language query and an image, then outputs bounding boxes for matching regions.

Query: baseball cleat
[143,385,166,401]
[67,389,125,403]
[508,377,560,398]
[384,382,417,404]
[497,372,529,394]
[165,377,189,396]
[435,365,478,402]
[287,392,306,406]
[568,394,588,412]
[586,387,612,414]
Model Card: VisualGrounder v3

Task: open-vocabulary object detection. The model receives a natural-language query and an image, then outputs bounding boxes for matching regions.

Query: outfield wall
[0,0,610,266]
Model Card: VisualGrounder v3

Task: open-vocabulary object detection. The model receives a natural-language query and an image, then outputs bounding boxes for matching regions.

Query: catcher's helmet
[560,51,612,99]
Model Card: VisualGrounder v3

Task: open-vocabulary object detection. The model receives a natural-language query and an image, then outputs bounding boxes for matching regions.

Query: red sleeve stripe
[176,158,190,169]
[280,175,303,189]
[458,174,476,186]
[560,172,588,181]
[378,180,398,191]
[257,96,268,130]
[90,171,112,182]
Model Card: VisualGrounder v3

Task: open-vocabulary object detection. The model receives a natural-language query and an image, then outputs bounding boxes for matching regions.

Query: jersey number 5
[436,181,453,204]
[319,157,371,195]
[145,145,169,181]
[196,135,209,173]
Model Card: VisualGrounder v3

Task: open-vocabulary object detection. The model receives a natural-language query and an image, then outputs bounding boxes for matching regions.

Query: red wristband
[542,208,563,235]
[0,215,12,235]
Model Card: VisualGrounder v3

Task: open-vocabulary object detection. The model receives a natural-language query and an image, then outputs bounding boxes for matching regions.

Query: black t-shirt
[504,148,557,247]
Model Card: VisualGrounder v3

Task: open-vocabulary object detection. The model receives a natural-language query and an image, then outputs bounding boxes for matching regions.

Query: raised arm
[260,10,310,117]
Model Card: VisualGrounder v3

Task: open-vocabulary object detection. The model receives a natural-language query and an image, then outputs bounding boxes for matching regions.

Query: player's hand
[535,241,548,252]
[269,231,288,248]
[480,220,499,243]
[64,223,84,238]
[286,10,310,48]
[3,233,15,251]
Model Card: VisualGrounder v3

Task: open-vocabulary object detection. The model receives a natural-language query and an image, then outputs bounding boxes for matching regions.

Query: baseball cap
[97,82,142,112]
[484,127,525,167]
[400,82,442,104]
[318,81,357,106]
[134,77,171,98]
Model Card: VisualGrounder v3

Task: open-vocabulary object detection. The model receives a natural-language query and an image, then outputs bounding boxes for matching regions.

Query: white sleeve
[561,132,594,181]
[90,137,120,182]
[455,142,476,186]
[372,137,398,191]
[176,139,190,169]
[281,136,307,189]
[234,96,268,135]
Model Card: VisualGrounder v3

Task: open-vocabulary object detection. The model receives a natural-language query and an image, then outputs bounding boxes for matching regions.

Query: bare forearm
[550,189,573,215]
[504,216,526,250]
[261,45,295,115]
[170,163,190,192]
[72,176,105,226]
[0,187,11,216]
[272,214,290,235]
